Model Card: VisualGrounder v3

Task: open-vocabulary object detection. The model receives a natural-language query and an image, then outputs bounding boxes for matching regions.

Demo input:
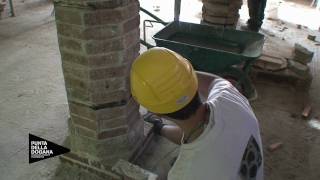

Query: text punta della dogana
[31,141,53,155]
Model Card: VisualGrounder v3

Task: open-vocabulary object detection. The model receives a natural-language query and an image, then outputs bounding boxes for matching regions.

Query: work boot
[246,0,266,32]
[240,24,260,32]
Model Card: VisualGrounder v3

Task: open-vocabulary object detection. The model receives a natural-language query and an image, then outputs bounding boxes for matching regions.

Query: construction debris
[254,36,292,71]
[279,26,288,32]
[267,17,278,21]
[293,43,314,64]
[288,60,310,77]
[253,37,313,90]
[254,55,287,71]
[302,104,312,118]
[112,159,158,180]
[201,0,242,26]
[268,142,283,152]
[307,34,316,41]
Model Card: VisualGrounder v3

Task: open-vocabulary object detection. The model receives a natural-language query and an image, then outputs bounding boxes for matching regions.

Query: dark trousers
[247,0,267,29]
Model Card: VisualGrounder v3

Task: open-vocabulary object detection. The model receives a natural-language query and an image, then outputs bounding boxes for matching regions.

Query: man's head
[130,47,201,120]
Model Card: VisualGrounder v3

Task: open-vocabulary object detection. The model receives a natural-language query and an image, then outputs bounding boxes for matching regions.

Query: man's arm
[196,71,220,99]
[144,113,183,145]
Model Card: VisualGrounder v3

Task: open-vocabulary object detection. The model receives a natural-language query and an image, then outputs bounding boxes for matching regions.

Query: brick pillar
[54,0,143,178]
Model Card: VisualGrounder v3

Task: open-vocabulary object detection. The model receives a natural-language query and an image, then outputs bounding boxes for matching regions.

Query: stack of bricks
[288,43,314,77]
[201,0,242,27]
[54,0,144,178]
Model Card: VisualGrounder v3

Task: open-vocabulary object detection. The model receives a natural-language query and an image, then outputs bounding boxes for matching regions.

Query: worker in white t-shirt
[130,47,263,180]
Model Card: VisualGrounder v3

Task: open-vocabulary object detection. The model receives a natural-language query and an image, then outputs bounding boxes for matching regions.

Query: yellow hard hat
[130,47,198,114]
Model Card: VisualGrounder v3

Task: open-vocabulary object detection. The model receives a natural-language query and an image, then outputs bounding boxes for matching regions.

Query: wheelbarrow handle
[140,7,167,25]
[174,0,181,21]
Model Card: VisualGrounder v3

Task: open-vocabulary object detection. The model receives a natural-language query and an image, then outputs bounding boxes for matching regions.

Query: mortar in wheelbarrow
[153,21,265,99]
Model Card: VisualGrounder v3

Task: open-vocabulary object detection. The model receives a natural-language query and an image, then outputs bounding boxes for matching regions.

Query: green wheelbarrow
[140,6,264,99]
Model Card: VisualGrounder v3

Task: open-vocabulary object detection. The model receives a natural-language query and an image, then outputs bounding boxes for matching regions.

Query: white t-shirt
[168,78,264,180]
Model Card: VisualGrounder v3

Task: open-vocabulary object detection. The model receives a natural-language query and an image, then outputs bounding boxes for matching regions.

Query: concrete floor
[0,0,320,179]
[0,3,68,180]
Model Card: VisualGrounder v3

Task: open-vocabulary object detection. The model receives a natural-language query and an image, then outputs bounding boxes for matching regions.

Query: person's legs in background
[247,0,267,32]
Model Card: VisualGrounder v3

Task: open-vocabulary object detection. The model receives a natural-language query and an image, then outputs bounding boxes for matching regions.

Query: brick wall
[54,0,144,178]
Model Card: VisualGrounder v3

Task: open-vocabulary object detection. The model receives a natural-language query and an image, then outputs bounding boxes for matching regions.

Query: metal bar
[143,19,162,42]
[140,39,155,49]
[8,0,15,17]
[143,20,155,42]
[140,7,167,25]
[143,20,147,42]
[174,0,181,21]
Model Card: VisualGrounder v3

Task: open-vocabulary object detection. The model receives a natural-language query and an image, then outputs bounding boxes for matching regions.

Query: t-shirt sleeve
[207,78,252,112]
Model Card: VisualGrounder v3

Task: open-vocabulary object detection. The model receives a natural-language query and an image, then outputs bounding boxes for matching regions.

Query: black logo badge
[29,134,70,163]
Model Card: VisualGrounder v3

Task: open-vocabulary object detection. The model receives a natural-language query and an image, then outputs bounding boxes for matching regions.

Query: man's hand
[143,113,165,135]
[143,113,183,145]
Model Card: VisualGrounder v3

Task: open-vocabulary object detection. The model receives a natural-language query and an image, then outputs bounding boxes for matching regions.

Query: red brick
[63,61,129,82]
[54,6,82,25]
[83,25,122,40]
[65,76,126,94]
[63,152,89,164]
[90,90,130,105]
[99,116,127,131]
[89,77,126,93]
[57,22,123,40]
[61,50,88,66]
[125,98,140,115]
[123,28,139,49]
[71,115,97,130]
[95,106,126,121]
[87,52,123,67]
[85,38,123,55]
[124,41,140,60]
[69,102,95,120]
[58,37,83,52]
[123,15,140,33]
[86,0,137,9]
[66,89,90,103]
[75,125,97,138]
[62,62,89,79]
[126,109,140,127]
[268,142,283,152]
[61,50,126,68]
[123,43,140,75]
[56,23,83,39]
[69,102,130,122]
[89,66,126,80]
[64,76,88,90]
[98,126,128,139]
[127,116,144,147]
[59,155,119,179]
[83,2,139,26]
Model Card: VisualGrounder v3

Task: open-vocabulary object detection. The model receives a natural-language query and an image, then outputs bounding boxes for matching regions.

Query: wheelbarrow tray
[153,21,265,73]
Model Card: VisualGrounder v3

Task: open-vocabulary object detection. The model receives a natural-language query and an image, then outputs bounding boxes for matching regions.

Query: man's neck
[173,103,209,143]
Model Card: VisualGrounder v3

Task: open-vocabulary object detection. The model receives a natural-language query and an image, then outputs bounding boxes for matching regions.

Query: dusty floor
[0,0,320,179]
